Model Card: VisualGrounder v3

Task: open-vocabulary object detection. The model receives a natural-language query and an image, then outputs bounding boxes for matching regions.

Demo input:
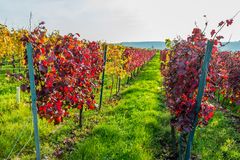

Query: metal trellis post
[27,43,41,160]
[99,44,107,110]
[184,40,214,160]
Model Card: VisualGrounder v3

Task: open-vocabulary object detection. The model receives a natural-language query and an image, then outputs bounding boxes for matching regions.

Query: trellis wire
[5,116,32,160]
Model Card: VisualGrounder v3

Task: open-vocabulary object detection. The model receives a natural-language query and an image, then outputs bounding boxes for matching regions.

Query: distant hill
[120,41,240,51]
[121,41,166,50]
[220,41,240,51]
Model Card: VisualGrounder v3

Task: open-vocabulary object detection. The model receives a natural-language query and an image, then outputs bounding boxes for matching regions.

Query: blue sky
[0,0,240,42]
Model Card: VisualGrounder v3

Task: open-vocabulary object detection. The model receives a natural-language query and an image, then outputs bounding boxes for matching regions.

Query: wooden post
[117,77,121,94]
[115,76,118,95]
[16,86,20,104]
[19,58,21,73]
[178,133,184,160]
[110,75,114,99]
[79,107,83,128]
[170,120,177,154]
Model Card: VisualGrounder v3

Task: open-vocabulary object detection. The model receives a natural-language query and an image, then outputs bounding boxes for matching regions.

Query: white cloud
[0,0,240,42]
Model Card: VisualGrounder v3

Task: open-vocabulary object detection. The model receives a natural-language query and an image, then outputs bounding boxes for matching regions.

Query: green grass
[65,54,174,160]
[0,56,166,159]
[0,76,70,159]
[193,111,240,159]
[0,53,239,159]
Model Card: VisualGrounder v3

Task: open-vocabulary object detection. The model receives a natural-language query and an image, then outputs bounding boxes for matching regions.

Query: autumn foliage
[160,18,239,133]
[21,22,104,124]
[19,22,156,124]
[0,24,27,67]
[123,47,156,75]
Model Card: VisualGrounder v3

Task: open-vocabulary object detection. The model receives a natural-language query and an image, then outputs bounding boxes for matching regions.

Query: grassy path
[67,53,174,160]
[1,52,238,159]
